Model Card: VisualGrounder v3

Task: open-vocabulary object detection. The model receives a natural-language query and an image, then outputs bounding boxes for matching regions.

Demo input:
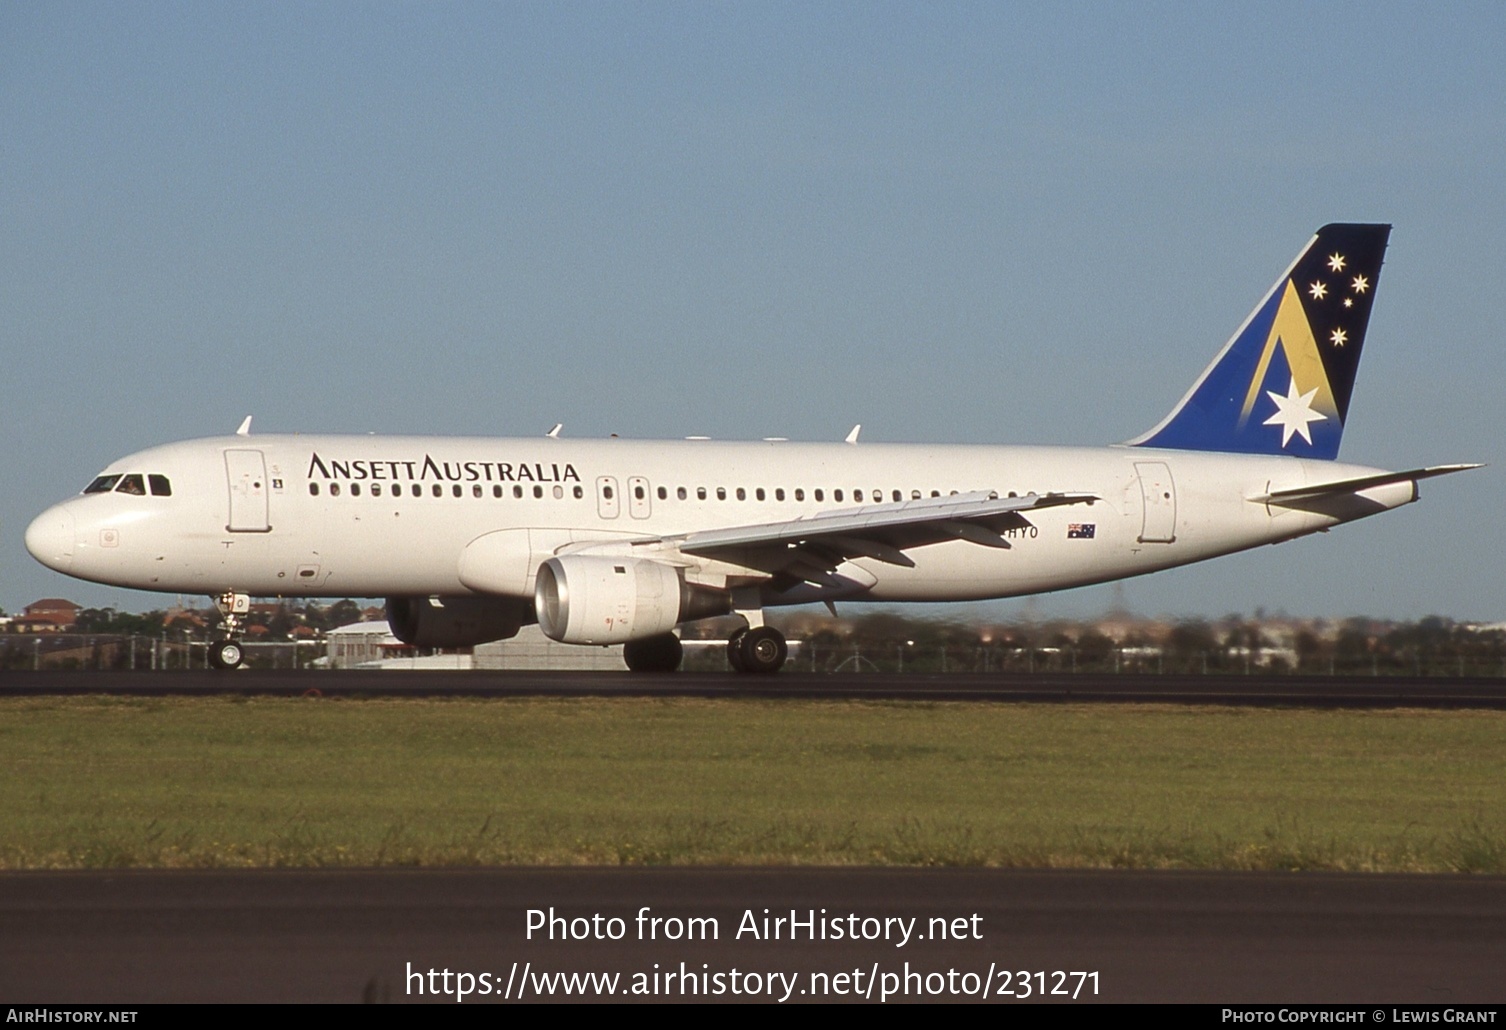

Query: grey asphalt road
[6,669,1506,708]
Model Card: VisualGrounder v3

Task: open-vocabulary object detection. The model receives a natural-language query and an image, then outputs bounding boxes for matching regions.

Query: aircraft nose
[25,504,77,573]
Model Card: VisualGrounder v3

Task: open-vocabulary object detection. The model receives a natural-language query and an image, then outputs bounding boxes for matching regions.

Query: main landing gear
[726,625,788,675]
[209,591,250,670]
[623,633,684,673]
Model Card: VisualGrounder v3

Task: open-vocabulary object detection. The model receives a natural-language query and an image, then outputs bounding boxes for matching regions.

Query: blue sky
[3,2,1502,621]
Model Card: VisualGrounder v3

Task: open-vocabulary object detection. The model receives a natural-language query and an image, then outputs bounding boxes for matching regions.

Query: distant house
[11,599,81,633]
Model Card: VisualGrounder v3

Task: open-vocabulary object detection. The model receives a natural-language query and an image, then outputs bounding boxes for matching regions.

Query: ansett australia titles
[526,907,982,948]
[307,453,580,484]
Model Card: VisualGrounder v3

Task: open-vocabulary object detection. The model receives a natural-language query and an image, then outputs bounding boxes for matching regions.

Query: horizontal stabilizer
[1254,464,1482,504]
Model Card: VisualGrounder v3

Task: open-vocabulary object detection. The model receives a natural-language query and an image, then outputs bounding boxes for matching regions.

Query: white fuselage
[24,434,1414,606]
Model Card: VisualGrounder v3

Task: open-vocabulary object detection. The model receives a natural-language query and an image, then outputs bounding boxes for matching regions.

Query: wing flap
[676,490,1098,556]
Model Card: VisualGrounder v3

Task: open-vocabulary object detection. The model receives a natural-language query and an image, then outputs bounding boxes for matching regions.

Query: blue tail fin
[1128,223,1391,459]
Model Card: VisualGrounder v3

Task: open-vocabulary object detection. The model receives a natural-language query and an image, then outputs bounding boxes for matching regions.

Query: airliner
[25,223,1478,673]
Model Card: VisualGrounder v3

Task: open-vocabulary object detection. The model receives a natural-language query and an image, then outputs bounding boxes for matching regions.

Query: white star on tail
[1328,253,1346,272]
[1263,376,1328,447]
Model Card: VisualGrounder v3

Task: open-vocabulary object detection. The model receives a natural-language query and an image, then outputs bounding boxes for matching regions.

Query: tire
[209,639,244,670]
[623,634,683,673]
[738,626,787,675]
[726,628,748,672]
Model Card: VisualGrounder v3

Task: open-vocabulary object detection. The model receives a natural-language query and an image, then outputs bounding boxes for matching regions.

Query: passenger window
[115,474,146,496]
[892,490,901,502]
[149,475,172,496]
[84,475,122,494]
[309,483,320,496]
[392,484,402,497]
[854,490,864,502]
[331,483,342,497]
[553,485,563,499]
[834,489,844,502]
[603,485,614,500]
[351,483,362,497]
[473,485,483,498]
[494,485,504,498]
[794,488,804,501]
[697,487,707,500]
[574,486,583,499]
[533,485,543,498]
[912,490,922,500]
[775,488,784,501]
[372,483,382,497]
[514,485,524,499]
[452,485,462,498]
[814,489,823,502]
[634,485,645,500]
[716,488,727,501]
[657,486,667,501]
[432,484,442,498]
[677,487,687,500]
[736,488,746,501]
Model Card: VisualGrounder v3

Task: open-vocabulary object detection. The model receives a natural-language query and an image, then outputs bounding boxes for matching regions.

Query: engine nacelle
[385,595,530,649]
[534,555,729,645]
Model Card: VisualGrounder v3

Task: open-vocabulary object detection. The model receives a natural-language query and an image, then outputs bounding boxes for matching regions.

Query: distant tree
[1075,631,1115,666]
[1294,629,1327,671]
[326,599,363,629]
[74,608,167,635]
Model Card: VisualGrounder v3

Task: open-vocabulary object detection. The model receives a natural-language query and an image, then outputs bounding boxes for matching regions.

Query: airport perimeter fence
[0,634,318,671]
[6,633,1506,678]
[682,643,1506,678]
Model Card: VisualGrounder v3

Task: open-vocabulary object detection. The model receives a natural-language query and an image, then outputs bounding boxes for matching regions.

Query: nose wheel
[208,591,251,670]
[210,639,245,670]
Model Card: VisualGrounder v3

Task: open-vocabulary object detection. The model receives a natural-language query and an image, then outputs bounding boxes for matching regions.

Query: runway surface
[5,668,1506,708]
[2,867,1503,1003]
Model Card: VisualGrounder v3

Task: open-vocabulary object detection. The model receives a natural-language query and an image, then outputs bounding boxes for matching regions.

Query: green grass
[1,696,1503,871]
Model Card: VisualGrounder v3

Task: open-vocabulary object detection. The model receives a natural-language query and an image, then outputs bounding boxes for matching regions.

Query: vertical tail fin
[1127,223,1391,459]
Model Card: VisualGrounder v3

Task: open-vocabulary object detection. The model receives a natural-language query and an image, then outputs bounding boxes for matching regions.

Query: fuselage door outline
[225,449,272,533]
[597,476,620,520]
[1134,461,1177,543]
[627,476,651,520]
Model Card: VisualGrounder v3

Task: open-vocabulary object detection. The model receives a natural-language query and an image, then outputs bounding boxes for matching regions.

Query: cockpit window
[148,475,172,496]
[115,474,147,496]
[84,475,122,494]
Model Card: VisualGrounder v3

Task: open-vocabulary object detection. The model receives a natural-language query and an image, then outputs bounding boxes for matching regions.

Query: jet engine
[534,555,730,645]
[384,595,531,648]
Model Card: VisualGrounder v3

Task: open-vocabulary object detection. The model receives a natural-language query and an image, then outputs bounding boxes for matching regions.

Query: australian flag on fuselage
[1129,223,1390,460]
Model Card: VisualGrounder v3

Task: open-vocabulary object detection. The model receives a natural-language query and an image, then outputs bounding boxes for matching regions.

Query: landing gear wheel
[726,628,749,672]
[623,634,684,673]
[209,639,244,670]
[738,626,788,675]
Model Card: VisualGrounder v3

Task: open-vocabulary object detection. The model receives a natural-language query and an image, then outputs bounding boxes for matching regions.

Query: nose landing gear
[208,591,251,670]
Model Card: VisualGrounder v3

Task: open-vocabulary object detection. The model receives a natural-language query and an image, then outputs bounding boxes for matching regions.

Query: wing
[652,490,1098,589]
